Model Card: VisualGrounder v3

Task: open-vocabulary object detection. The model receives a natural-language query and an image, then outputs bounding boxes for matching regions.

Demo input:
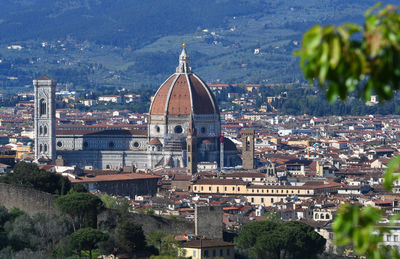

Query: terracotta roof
[56,129,147,136]
[36,75,53,80]
[223,172,266,178]
[172,174,192,181]
[150,73,218,116]
[149,137,162,145]
[150,75,177,114]
[182,240,235,248]
[193,178,245,185]
[202,139,214,145]
[39,165,56,171]
[223,206,240,210]
[69,173,160,183]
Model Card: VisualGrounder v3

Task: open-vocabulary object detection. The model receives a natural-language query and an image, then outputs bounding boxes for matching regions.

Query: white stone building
[34,46,240,170]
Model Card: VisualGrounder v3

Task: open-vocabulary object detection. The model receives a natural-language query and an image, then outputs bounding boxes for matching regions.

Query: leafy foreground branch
[297,3,400,259]
[296,3,400,103]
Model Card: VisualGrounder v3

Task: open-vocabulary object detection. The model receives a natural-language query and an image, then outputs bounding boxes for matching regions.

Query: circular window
[108,141,115,148]
[201,127,206,134]
[83,141,89,148]
[57,141,62,147]
[133,142,139,148]
[174,125,183,134]
[155,126,160,133]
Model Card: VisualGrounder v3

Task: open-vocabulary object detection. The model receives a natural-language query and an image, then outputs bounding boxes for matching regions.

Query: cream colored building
[191,178,341,206]
[180,240,235,259]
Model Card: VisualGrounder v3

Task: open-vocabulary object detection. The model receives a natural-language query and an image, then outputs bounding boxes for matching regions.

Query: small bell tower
[241,128,255,170]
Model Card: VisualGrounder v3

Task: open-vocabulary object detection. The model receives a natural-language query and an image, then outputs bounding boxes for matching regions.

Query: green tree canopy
[68,227,107,259]
[54,191,104,231]
[1,161,71,195]
[236,220,325,259]
[148,231,165,252]
[296,3,400,259]
[115,218,146,256]
[296,3,400,103]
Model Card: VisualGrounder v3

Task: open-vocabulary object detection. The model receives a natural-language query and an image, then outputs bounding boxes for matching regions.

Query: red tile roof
[182,240,235,248]
[68,173,160,183]
[150,73,218,116]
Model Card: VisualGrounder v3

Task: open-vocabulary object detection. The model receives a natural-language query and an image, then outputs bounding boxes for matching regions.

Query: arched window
[39,144,43,152]
[246,136,251,151]
[315,213,319,219]
[326,214,330,219]
[188,144,191,152]
[321,213,325,219]
[44,126,48,135]
[39,99,46,116]
[39,126,43,135]
[44,144,47,152]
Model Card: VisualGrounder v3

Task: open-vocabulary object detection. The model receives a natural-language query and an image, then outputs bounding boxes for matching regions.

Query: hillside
[0,0,393,92]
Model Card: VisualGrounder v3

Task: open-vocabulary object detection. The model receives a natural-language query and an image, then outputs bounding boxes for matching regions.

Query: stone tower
[34,76,56,163]
[241,128,255,170]
[186,115,197,175]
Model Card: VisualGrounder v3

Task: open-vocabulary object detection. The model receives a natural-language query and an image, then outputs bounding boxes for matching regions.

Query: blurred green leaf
[383,155,400,191]
[303,25,323,51]
[330,37,341,68]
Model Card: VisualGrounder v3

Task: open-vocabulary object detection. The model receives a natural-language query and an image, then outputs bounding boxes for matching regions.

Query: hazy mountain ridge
[1,0,265,46]
[0,0,393,92]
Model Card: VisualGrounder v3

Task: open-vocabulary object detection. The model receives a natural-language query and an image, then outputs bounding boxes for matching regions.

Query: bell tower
[241,128,255,170]
[34,76,56,163]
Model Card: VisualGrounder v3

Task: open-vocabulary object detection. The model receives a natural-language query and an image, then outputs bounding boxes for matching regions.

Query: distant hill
[0,0,393,92]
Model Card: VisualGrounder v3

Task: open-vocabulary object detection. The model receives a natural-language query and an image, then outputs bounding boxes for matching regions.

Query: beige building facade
[191,178,341,206]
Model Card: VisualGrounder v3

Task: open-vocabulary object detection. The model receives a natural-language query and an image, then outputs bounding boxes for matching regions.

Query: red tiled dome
[149,47,219,116]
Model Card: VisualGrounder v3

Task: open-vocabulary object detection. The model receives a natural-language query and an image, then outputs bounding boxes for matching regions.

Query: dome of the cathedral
[149,46,219,116]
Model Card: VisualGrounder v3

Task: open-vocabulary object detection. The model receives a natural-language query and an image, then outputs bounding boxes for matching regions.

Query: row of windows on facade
[56,141,141,149]
[155,125,210,134]
[194,186,311,194]
[193,247,230,257]
[386,234,399,242]
[314,212,331,220]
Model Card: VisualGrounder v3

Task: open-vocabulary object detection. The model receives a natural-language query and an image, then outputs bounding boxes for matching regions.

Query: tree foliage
[148,231,165,252]
[297,3,400,259]
[68,227,108,259]
[236,220,326,259]
[296,3,400,103]
[0,208,74,258]
[54,191,104,231]
[0,161,71,195]
[115,218,146,256]
[159,234,183,258]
